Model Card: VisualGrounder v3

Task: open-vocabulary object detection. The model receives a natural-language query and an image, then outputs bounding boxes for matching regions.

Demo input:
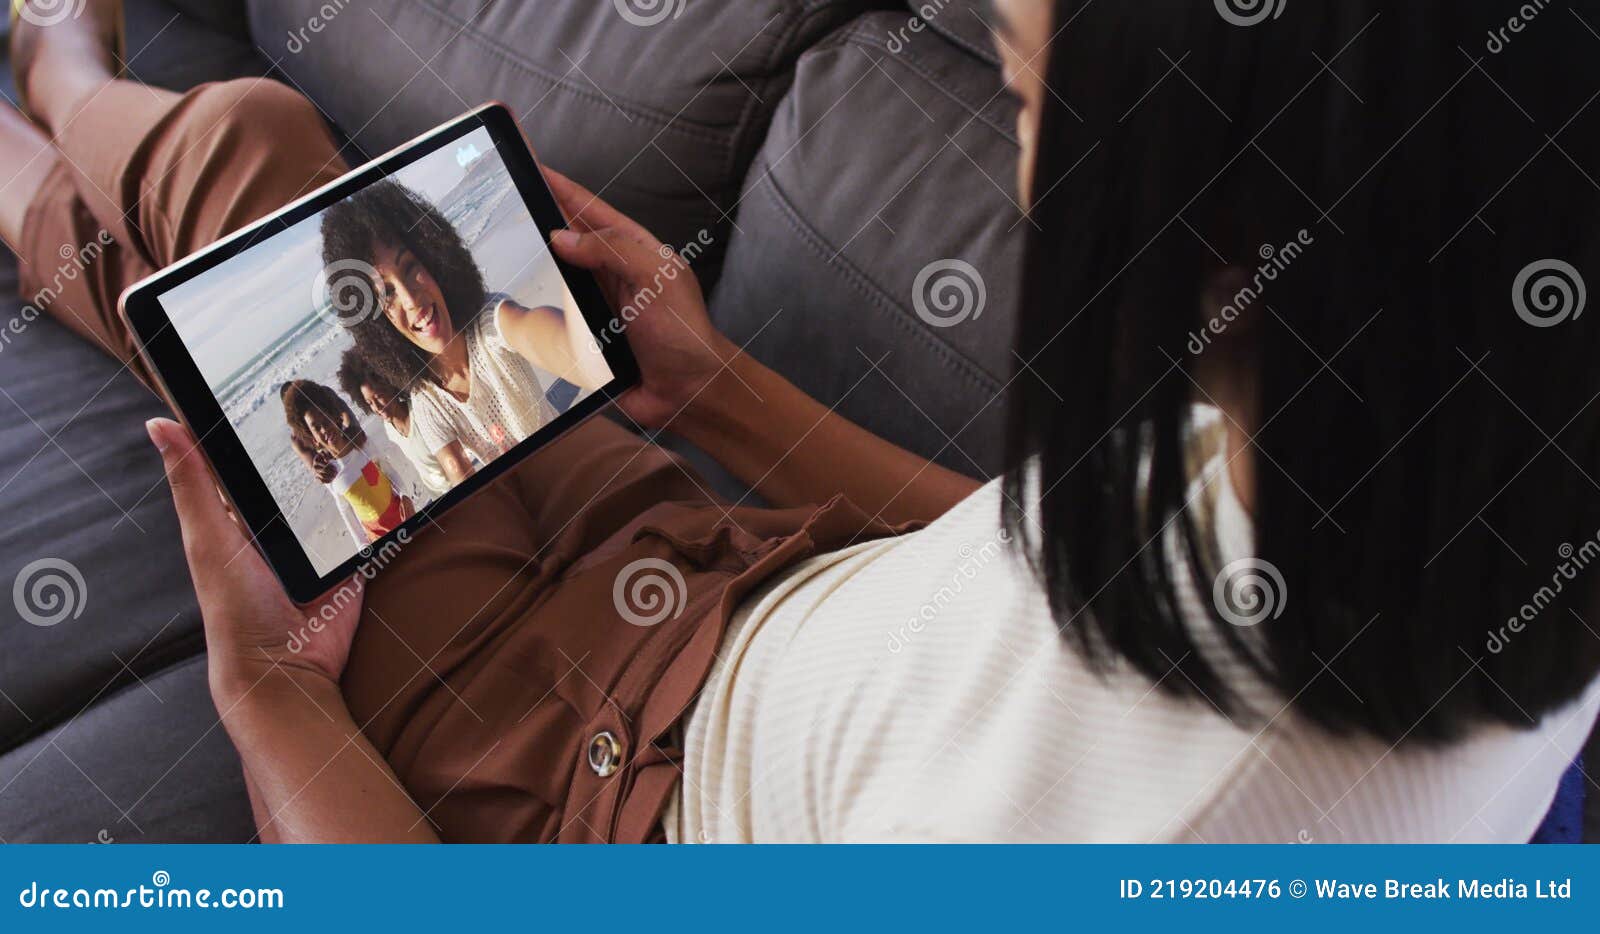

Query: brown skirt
[17,76,906,842]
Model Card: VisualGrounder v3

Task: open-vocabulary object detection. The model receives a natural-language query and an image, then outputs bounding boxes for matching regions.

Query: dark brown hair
[280,379,364,454]
[337,347,409,419]
[320,179,488,393]
[1004,0,1600,743]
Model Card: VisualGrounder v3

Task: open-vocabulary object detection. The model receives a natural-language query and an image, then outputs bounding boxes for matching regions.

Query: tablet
[120,103,640,603]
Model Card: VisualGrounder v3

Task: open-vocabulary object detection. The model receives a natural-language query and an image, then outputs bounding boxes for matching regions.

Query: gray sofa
[2,1,1593,844]
[0,0,1026,841]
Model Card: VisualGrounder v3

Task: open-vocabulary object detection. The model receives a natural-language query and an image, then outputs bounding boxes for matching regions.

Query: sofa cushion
[0,302,208,749]
[707,11,1029,478]
[0,657,251,843]
[122,0,267,91]
[245,0,893,285]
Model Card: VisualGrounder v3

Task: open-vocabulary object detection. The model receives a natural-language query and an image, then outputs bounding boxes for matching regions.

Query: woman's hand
[146,418,362,706]
[543,167,735,430]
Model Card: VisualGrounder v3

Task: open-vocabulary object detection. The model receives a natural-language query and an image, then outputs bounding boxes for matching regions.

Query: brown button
[587,731,624,777]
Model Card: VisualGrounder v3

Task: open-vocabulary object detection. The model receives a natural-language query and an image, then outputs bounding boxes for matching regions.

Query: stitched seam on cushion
[718,3,870,240]
[749,170,1002,396]
[406,0,732,143]
[920,6,1004,68]
[840,19,1018,144]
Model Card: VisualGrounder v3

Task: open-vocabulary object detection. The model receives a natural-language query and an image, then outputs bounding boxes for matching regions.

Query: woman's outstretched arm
[544,169,978,525]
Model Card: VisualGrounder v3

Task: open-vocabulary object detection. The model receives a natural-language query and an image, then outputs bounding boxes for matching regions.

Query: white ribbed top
[666,443,1600,843]
[410,298,556,463]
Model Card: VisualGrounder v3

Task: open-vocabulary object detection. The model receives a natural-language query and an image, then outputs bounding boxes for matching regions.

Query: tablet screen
[157,125,615,576]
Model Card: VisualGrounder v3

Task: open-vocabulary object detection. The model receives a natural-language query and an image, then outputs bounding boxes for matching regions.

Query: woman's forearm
[673,350,980,525]
[218,669,438,844]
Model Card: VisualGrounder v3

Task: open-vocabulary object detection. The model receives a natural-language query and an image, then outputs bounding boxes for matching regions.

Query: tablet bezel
[119,103,641,604]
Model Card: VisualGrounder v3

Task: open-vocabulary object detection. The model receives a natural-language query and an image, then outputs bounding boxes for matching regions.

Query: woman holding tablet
[322,180,613,484]
[6,0,1600,843]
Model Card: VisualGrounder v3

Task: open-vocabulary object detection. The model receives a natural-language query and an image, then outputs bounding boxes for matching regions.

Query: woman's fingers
[147,418,247,575]
[550,226,658,281]
[541,165,640,235]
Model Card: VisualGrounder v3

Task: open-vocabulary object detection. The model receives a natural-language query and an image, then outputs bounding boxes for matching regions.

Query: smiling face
[360,381,406,424]
[302,406,356,458]
[992,0,1053,208]
[371,238,455,354]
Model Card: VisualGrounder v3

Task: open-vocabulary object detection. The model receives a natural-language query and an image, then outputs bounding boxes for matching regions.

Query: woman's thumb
[146,418,240,559]
[551,227,649,275]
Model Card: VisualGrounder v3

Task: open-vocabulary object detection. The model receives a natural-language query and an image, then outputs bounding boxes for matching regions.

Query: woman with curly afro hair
[321,179,612,485]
